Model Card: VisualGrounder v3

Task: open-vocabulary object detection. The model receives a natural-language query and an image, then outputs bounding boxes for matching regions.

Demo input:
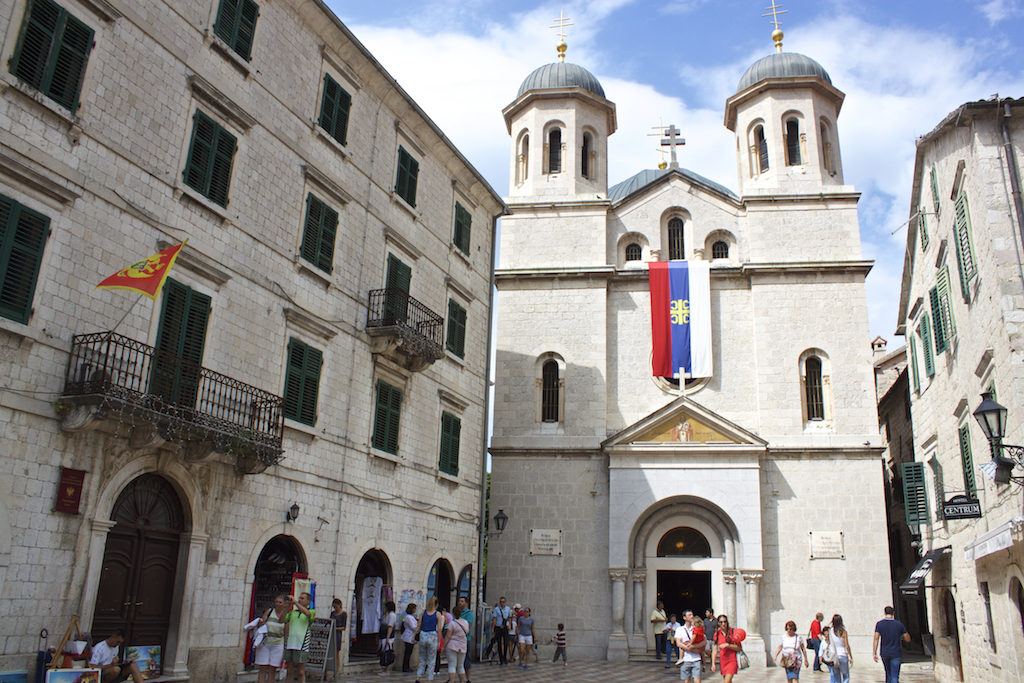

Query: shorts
[254,643,284,666]
[679,660,702,680]
[518,635,533,644]
[283,649,308,664]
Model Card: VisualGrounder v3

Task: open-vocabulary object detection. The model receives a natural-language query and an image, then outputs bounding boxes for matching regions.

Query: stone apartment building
[0,0,502,678]
[896,97,1024,681]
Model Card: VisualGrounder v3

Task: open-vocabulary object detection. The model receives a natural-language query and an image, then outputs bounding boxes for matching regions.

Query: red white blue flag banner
[648,260,712,378]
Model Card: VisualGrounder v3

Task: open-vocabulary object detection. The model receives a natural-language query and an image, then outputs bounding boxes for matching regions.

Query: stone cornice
[495,260,873,282]
[187,74,257,131]
[742,191,860,203]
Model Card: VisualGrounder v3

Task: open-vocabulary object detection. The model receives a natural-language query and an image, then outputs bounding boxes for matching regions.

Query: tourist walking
[506,604,520,663]
[283,592,315,683]
[415,597,442,682]
[329,598,347,681]
[401,603,418,673]
[550,623,568,665]
[702,609,717,673]
[378,600,397,674]
[516,607,535,669]
[651,600,668,661]
[664,613,680,667]
[444,605,471,683]
[490,597,512,666]
[828,614,852,683]
[873,606,910,683]
[455,597,474,680]
[254,595,288,683]
[710,614,745,683]
[674,610,706,683]
[773,620,808,680]
[807,613,824,672]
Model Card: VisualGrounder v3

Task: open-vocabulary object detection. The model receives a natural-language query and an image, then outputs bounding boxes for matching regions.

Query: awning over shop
[964,516,1024,562]
[899,546,951,596]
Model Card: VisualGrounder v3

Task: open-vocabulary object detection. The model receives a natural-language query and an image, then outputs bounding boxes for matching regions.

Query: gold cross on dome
[550,10,574,61]
[762,0,788,51]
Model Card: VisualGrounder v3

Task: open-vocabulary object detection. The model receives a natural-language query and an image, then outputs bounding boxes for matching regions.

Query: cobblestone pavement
[332,658,936,683]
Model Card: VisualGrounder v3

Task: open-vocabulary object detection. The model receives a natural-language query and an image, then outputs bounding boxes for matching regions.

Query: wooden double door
[92,474,185,649]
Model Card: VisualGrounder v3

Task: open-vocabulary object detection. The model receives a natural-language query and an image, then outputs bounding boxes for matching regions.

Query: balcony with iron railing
[60,331,284,473]
[365,288,444,372]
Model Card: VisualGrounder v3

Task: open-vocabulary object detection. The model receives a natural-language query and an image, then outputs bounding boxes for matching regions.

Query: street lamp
[492,509,509,536]
[972,392,1024,485]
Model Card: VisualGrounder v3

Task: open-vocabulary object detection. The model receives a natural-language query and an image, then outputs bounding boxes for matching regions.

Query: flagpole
[108,294,145,336]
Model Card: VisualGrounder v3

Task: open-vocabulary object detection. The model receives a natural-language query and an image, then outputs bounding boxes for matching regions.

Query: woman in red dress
[711,614,746,682]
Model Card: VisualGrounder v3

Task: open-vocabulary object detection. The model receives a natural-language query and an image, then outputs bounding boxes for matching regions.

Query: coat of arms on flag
[648,260,712,379]
[96,241,187,299]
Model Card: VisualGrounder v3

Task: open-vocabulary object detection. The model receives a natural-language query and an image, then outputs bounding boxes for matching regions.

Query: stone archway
[249,535,307,618]
[351,549,392,659]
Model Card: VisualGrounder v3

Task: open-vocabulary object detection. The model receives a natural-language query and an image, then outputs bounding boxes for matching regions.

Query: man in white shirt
[675,610,706,683]
[89,630,143,683]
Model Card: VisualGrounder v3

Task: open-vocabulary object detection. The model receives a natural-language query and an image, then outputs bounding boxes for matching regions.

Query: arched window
[625,243,642,261]
[820,121,834,175]
[711,241,729,259]
[668,218,684,260]
[755,125,769,173]
[785,118,801,166]
[456,565,472,603]
[541,360,559,422]
[656,527,712,557]
[548,128,562,174]
[517,133,529,185]
[805,357,824,420]
[581,132,592,179]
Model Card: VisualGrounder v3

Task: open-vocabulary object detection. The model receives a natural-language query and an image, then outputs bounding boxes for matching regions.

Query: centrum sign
[942,494,982,520]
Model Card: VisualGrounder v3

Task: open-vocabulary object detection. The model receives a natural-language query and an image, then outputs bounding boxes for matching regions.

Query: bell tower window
[667,218,685,260]
[820,120,835,175]
[785,118,802,166]
[541,359,560,422]
[625,243,641,261]
[755,125,769,173]
[516,132,529,185]
[711,241,729,259]
[581,132,592,179]
[547,128,562,174]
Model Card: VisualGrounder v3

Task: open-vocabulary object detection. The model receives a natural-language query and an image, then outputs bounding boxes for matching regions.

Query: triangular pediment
[602,394,767,450]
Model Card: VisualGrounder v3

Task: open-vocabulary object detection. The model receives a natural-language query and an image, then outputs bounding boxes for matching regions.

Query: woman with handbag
[378,601,397,674]
[827,615,852,683]
[400,603,418,673]
[710,614,747,682]
[444,606,471,683]
[253,594,288,683]
[773,620,809,680]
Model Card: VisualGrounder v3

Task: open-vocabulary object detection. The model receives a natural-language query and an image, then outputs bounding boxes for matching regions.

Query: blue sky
[326,0,1024,345]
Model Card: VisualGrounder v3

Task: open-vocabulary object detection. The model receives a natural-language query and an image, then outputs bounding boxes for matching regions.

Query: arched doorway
[351,549,392,659]
[941,590,963,681]
[427,558,454,610]
[655,527,712,622]
[249,536,307,620]
[92,474,186,649]
[456,565,472,604]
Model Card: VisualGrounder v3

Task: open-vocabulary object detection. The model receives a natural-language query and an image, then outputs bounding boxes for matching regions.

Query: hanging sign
[53,468,86,514]
[942,495,982,520]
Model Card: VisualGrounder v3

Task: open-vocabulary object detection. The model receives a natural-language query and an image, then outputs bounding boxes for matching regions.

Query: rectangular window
[930,165,940,217]
[929,286,947,354]
[151,279,210,408]
[0,195,50,324]
[283,338,322,426]
[318,73,351,146]
[908,335,920,393]
[183,110,237,207]
[901,461,930,528]
[958,424,977,497]
[918,205,929,251]
[439,411,461,476]
[372,380,402,454]
[953,192,977,300]
[213,0,259,61]
[446,298,467,358]
[9,0,94,111]
[395,146,419,207]
[453,202,471,254]
[299,193,338,273]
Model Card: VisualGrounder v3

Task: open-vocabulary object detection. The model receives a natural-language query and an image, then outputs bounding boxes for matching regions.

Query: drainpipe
[1000,100,1024,256]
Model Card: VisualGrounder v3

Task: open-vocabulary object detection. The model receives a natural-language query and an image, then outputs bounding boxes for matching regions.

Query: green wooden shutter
[446,298,466,358]
[902,461,929,527]
[930,459,946,522]
[384,254,411,323]
[10,0,60,91]
[214,0,259,60]
[0,195,51,324]
[919,315,934,377]
[213,0,240,46]
[396,147,418,207]
[953,192,977,300]
[152,280,210,407]
[208,122,237,207]
[930,165,940,216]
[300,194,337,274]
[930,286,947,354]
[918,205,929,251]
[958,425,977,497]
[908,336,920,393]
[439,412,461,476]
[453,202,471,253]
[318,74,351,145]
[284,338,321,426]
[937,265,956,338]
[372,380,402,454]
[10,0,93,111]
[183,111,236,207]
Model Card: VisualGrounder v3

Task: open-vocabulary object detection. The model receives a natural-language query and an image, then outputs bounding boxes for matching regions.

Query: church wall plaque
[809,531,845,559]
[529,528,562,556]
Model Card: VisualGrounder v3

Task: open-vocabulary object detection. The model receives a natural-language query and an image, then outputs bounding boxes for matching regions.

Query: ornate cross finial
[550,10,574,62]
[762,0,788,52]
[649,124,685,169]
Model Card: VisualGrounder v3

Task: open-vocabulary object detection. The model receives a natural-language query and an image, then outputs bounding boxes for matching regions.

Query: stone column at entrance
[79,518,116,630]
[632,569,646,635]
[608,568,630,661]
[740,569,766,668]
[166,532,208,676]
[722,569,737,621]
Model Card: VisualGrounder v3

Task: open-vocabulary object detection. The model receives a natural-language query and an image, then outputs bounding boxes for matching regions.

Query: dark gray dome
[737,52,831,93]
[517,62,605,99]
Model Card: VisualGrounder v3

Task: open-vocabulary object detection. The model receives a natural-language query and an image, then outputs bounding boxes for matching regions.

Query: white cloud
[980,0,1024,25]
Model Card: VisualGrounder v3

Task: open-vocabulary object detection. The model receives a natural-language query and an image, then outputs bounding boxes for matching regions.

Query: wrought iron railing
[366,288,444,351]
[62,331,284,464]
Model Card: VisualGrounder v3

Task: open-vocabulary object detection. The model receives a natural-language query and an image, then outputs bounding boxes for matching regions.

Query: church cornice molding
[741,260,874,276]
[488,447,601,459]
[504,200,611,212]
[604,443,765,457]
[741,191,860,204]
[767,445,885,459]
[502,88,617,135]
[495,265,615,281]
[725,77,845,131]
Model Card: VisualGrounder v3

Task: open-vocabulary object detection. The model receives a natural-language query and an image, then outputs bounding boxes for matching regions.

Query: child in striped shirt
[551,624,567,665]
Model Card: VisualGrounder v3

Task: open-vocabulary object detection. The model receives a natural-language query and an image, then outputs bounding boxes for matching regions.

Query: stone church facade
[0,0,501,679]
[488,42,893,665]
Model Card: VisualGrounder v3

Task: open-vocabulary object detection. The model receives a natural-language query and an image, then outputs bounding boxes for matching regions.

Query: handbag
[738,649,751,670]
[780,652,795,668]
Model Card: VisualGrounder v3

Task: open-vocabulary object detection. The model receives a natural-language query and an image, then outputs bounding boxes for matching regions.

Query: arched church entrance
[92,474,186,650]
[351,549,392,660]
[427,558,454,609]
[655,527,713,622]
